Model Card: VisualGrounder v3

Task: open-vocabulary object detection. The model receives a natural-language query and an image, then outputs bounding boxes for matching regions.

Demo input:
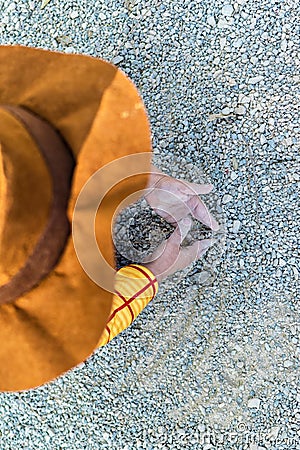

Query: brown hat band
[0,105,75,306]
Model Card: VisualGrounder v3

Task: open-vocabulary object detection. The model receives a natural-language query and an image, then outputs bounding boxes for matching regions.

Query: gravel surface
[0,0,299,449]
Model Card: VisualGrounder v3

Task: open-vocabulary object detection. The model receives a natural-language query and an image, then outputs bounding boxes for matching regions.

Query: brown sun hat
[0,45,152,392]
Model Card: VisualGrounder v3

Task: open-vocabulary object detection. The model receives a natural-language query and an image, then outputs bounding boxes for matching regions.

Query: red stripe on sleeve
[128,264,157,297]
[115,290,135,323]
[108,280,154,323]
[105,325,111,344]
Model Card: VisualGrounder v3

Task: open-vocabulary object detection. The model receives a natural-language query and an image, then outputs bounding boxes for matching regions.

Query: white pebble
[281,39,288,51]
[112,56,124,64]
[203,444,214,450]
[232,156,239,170]
[207,15,216,27]
[198,271,211,284]
[258,124,265,133]
[232,219,241,233]
[70,10,79,19]
[234,105,246,115]
[198,424,206,432]
[248,398,261,409]
[233,38,244,48]
[64,47,76,54]
[248,76,264,84]
[260,135,267,145]
[220,37,227,49]
[221,4,234,16]
[221,107,231,115]
[292,267,298,280]
[222,194,233,204]
[240,95,251,104]
[218,18,229,28]
[268,117,275,126]
[7,2,16,11]
[227,77,237,86]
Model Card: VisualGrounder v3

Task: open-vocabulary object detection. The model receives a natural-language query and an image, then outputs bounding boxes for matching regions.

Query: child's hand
[142,217,217,283]
[144,165,220,231]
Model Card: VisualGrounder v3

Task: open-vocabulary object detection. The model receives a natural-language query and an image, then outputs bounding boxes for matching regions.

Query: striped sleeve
[97,264,158,347]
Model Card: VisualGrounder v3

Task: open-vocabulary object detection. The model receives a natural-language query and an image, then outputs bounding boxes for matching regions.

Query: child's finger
[178,180,214,195]
[177,217,193,243]
[189,197,220,231]
[174,238,217,271]
[141,218,191,265]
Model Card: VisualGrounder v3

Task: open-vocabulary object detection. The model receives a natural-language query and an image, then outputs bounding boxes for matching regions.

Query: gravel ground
[0,0,299,449]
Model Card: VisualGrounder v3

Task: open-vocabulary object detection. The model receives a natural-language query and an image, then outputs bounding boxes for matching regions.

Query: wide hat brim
[0,45,152,391]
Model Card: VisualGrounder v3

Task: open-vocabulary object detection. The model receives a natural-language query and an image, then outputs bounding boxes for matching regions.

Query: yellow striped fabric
[97,264,158,347]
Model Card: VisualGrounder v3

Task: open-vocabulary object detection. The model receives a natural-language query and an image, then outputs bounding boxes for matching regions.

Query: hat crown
[0,108,52,286]
[0,105,75,304]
